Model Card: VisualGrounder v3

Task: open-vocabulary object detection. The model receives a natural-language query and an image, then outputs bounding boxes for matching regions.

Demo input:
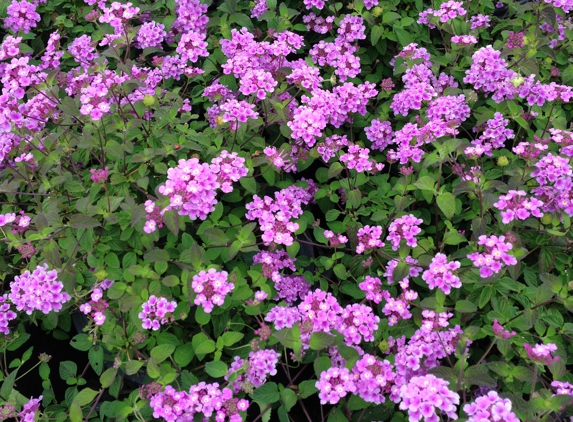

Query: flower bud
[497,156,509,166]
[143,95,155,107]
[511,76,524,88]
[372,6,383,17]
[94,269,108,281]
[541,214,552,225]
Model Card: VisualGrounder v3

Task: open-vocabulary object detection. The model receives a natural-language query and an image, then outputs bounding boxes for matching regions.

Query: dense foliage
[0,0,573,420]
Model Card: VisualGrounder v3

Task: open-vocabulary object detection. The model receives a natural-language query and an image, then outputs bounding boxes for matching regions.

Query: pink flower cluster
[552,380,573,396]
[463,391,519,422]
[316,366,357,405]
[339,304,380,345]
[263,146,296,172]
[359,276,385,303]
[239,69,277,100]
[149,383,248,422]
[493,190,544,224]
[324,230,348,247]
[136,21,166,49]
[274,275,310,305]
[226,349,281,391]
[138,295,177,330]
[353,354,396,405]
[465,112,514,157]
[451,35,478,45]
[144,151,247,233]
[5,0,40,34]
[340,144,384,173]
[523,343,559,365]
[245,181,316,246]
[356,225,384,254]
[492,319,516,339]
[467,235,517,278]
[176,31,208,63]
[398,374,459,422]
[386,214,423,250]
[366,119,394,151]
[90,167,109,184]
[9,264,71,315]
[422,253,461,294]
[220,99,259,130]
[253,249,296,281]
[418,1,467,28]
[0,295,17,335]
[384,257,423,287]
[191,269,234,313]
[79,279,114,326]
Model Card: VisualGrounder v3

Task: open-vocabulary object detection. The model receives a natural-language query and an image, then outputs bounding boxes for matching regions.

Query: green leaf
[89,345,104,376]
[299,380,318,398]
[150,344,176,363]
[60,361,77,380]
[162,211,180,236]
[437,192,456,219]
[347,394,370,410]
[455,300,477,313]
[253,382,280,403]
[100,368,117,388]
[0,370,17,400]
[205,361,228,378]
[69,214,100,228]
[147,357,161,379]
[193,334,216,356]
[195,306,211,326]
[144,248,170,262]
[69,402,82,422]
[174,343,194,368]
[280,388,297,411]
[73,388,99,406]
[371,25,384,45]
[240,177,257,194]
[124,360,144,376]
[325,209,341,222]
[413,176,435,192]
[347,189,362,209]
[479,285,494,309]
[327,407,349,422]
[309,332,337,350]
[70,334,93,352]
[6,333,30,351]
[392,261,410,285]
[222,332,244,347]
[202,228,228,246]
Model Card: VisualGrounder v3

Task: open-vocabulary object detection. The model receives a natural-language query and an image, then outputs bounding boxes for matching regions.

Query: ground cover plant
[1,0,573,420]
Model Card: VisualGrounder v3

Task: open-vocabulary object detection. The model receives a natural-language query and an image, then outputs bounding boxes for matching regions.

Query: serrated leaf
[222,332,244,347]
[299,380,318,398]
[150,344,176,363]
[437,192,456,219]
[73,388,99,406]
[414,176,435,192]
[144,248,170,262]
[69,214,100,228]
[59,361,77,380]
[253,382,280,403]
[174,343,194,368]
[280,389,297,411]
[124,360,144,376]
[205,361,228,378]
[89,345,104,376]
[309,332,337,350]
[70,334,93,352]
[455,300,477,313]
[392,261,410,285]
[100,368,117,388]
[202,228,228,246]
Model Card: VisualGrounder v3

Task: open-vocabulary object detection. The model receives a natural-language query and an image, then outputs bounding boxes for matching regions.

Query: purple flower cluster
[79,279,114,326]
[340,144,384,173]
[176,31,208,63]
[274,275,311,305]
[149,383,248,422]
[356,225,384,254]
[465,112,514,157]
[398,374,459,422]
[493,190,544,224]
[5,0,41,34]
[324,230,348,247]
[386,214,423,250]
[253,250,296,281]
[418,1,467,28]
[9,264,71,315]
[315,366,357,405]
[0,295,17,335]
[451,35,478,45]
[339,303,380,345]
[359,275,385,303]
[136,22,166,49]
[303,13,334,34]
[365,119,394,151]
[463,391,519,422]
[422,253,461,294]
[138,295,177,330]
[19,395,42,421]
[492,318,516,339]
[90,167,109,184]
[552,380,573,396]
[523,342,559,365]
[384,257,423,288]
[316,134,349,162]
[144,151,247,233]
[381,288,418,326]
[239,69,277,100]
[470,14,491,29]
[352,354,396,404]
[467,235,517,278]
[191,269,234,313]
[245,181,316,246]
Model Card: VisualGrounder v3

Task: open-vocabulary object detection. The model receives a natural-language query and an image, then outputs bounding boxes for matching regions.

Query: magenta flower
[523,343,559,365]
[492,319,516,339]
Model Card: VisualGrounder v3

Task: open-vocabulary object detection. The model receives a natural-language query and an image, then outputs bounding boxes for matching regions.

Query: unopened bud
[511,76,525,88]
[372,6,383,17]
[497,156,509,167]
[143,94,155,107]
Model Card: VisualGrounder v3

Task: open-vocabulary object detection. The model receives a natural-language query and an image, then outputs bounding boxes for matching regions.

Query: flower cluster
[492,319,516,339]
[138,295,177,330]
[339,303,380,345]
[465,112,514,157]
[239,69,277,100]
[90,167,109,184]
[191,269,234,313]
[366,119,394,151]
[79,279,114,326]
[324,230,348,247]
[398,374,459,421]
[0,295,17,335]
[274,275,310,305]
[551,381,573,396]
[149,383,248,422]
[9,264,71,315]
[220,99,259,130]
[228,349,281,390]
[5,0,41,34]
[418,1,467,28]
[245,181,316,246]
[451,35,478,45]
[384,257,423,287]
[467,235,517,278]
[523,343,559,365]
[422,253,461,294]
[359,276,385,303]
[352,354,396,404]
[315,366,357,405]
[340,144,384,173]
[136,22,166,49]
[386,214,423,250]
[464,391,519,422]
[144,151,247,232]
[493,190,544,224]
[356,225,385,253]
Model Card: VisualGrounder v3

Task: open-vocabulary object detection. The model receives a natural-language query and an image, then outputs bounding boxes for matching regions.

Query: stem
[531,364,539,398]
[475,338,497,366]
